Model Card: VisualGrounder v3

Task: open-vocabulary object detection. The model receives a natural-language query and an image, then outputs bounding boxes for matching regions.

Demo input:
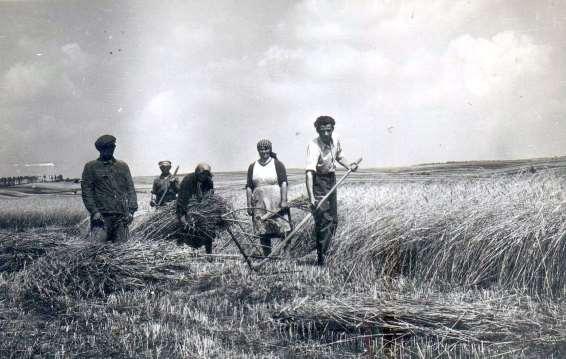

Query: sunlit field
[3,166,566,358]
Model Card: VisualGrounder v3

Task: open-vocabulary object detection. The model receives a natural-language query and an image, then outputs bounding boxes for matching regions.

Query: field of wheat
[2,168,566,358]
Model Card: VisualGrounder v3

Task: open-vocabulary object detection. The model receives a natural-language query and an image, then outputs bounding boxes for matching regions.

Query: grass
[2,168,566,357]
[0,195,86,230]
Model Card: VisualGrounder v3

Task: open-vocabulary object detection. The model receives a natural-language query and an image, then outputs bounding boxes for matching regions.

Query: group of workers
[80,115,358,265]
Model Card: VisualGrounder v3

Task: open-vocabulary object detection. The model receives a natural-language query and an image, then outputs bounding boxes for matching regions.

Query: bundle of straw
[132,194,230,245]
[324,170,566,296]
[17,241,194,310]
[0,232,71,273]
[288,195,311,212]
[275,293,565,345]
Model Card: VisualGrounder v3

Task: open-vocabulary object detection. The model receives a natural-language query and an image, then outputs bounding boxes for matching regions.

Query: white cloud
[1,42,92,104]
[2,62,53,100]
[61,43,90,71]
[447,32,550,97]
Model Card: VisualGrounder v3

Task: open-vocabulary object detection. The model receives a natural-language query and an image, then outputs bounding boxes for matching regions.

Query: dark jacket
[176,173,214,219]
[152,175,179,204]
[81,157,138,216]
[246,158,287,190]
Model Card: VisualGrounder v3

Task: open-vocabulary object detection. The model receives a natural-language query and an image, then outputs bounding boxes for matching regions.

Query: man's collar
[317,136,334,148]
[97,156,116,163]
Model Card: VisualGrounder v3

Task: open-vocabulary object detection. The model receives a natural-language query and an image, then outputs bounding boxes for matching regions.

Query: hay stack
[0,232,71,273]
[275,293,565,345]
[132,194,230,245]
[16,241,195,311]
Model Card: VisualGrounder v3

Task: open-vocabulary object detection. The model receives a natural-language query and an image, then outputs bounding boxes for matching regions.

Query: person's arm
[206,178,214,195]
[246,187,254,216]
[305,142,318,210]
[125,165,138,214]
[245,163,254,215]
[150,178,158,206]
[275,159,288,208]
[306,170,316,210]
[80,163,100,217]
[170,177,180,194]
[280,182,288,209]
[176,177,189,221]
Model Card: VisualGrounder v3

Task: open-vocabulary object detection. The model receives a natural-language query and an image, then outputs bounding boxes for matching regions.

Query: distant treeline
[0,175,79,187]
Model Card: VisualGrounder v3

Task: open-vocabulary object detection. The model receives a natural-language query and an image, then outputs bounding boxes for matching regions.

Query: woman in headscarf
[246,139,291,256]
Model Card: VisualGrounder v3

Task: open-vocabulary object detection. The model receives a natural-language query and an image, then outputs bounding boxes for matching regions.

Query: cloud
[1,1,565,176]
[61,43,91,71]
[445,32,550,98]
[2,62,52,100]
[1,42,92,104]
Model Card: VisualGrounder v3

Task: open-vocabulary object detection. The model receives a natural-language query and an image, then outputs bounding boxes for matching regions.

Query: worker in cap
[150,160,179,207]
[176,162,215,253]
[306,116,358,265]
[94,134,116,150]
[81,134,138,243]
[246,139,291,256]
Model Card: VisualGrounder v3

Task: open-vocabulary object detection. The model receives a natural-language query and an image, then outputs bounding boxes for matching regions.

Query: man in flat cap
[81,134,138,243]
[306,116,358,265]
[176,163,215,253]
[150,160,179,207]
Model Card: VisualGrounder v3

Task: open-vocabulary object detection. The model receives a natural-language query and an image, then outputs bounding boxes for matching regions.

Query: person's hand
[149,200,156,207]
[310,199,318,212]
[91,212,103,224]
[180,215,188,227]
[349,162,359,172]
[180,215,195,230]
[169,176,177,184]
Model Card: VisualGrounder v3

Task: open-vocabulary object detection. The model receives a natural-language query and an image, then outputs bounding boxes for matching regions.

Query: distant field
[2,160,566,357]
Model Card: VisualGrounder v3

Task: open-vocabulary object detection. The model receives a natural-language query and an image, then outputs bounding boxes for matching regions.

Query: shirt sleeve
[306,141,319,172]
[335,137,344,162]
[151,178,158,195]
[275,159,288,185]
[246,163,254,190]
[205,179,214,194]
[125,164,138,213]
[80,163,98,215]
[176,176,190,219]
[171,178,179,194]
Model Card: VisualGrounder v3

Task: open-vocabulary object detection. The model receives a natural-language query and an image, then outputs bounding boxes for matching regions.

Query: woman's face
[258,147,271,161]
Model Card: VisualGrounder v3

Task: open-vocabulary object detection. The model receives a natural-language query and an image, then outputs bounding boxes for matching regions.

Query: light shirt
[306,135,343,174]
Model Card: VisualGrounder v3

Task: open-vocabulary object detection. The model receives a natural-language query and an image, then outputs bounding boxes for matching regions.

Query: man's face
[197,170,211,182]
[316,124,334,144]
[159,165,171,174]
[99,145,115,160]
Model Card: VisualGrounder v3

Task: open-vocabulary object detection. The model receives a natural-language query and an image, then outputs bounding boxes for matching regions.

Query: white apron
[251,159,291,235]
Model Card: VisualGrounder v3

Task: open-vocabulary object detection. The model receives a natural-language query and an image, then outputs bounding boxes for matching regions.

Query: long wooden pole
[253,158,362,270]
[225,225,257,271]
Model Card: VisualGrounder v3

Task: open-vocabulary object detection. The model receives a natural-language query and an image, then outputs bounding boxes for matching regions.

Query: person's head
[194,162,212,182]
[314,116,335,144]
[158,160,172,174]
[256,139,277,161]
[94,135,116,161]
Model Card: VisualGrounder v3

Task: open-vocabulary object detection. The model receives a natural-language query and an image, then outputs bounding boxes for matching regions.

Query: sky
[1,0,565,177]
